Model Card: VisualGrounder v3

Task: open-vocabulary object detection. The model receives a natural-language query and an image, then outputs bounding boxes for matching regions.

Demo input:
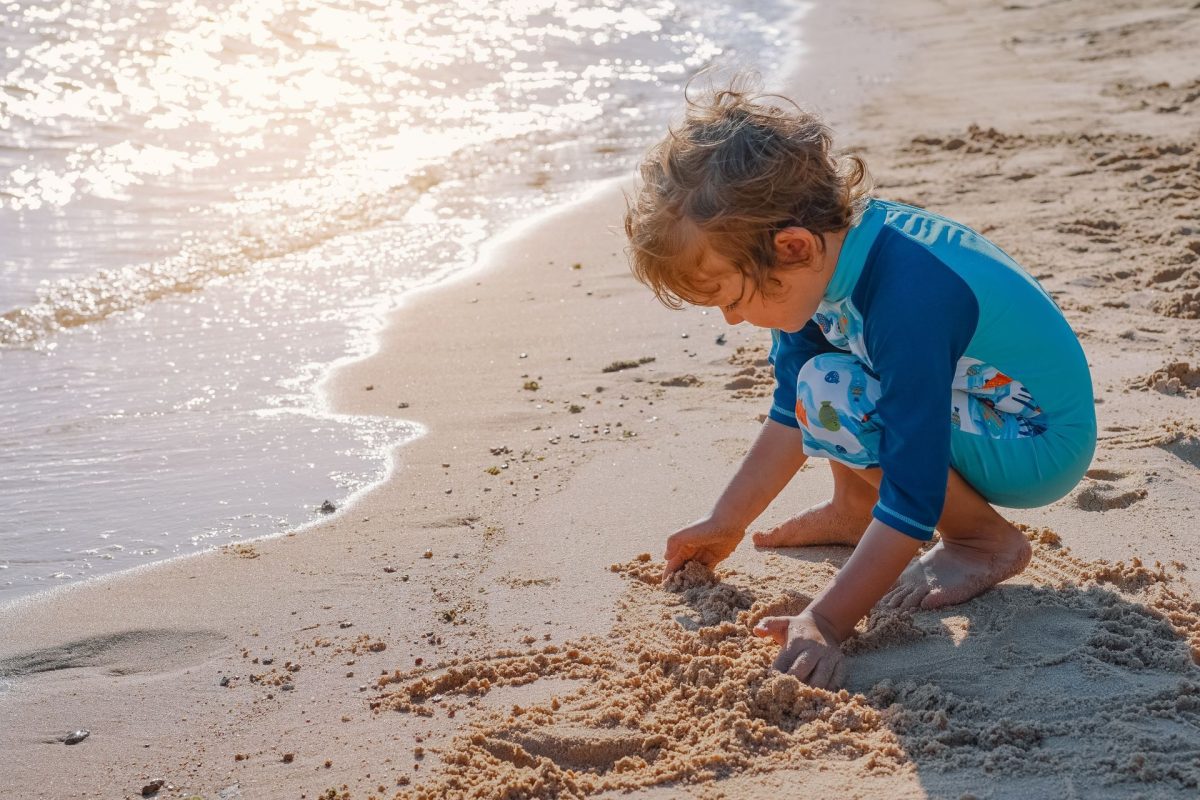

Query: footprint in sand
[0,628,227,679]
[1072,467,1148,511]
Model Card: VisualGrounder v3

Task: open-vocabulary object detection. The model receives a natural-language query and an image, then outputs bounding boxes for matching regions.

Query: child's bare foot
[751,499,871,548]
[882,522,1031,610]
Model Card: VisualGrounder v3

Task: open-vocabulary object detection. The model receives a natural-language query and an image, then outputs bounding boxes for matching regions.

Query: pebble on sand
[62,729,89,745]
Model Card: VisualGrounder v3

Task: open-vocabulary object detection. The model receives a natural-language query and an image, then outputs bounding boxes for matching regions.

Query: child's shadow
[842,581,1200,798]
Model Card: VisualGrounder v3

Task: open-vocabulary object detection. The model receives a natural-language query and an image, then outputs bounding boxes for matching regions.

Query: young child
[623,83,1096,690]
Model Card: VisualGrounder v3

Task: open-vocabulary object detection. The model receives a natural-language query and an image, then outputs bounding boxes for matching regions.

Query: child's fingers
[773,636,813,676]
[751,616,790,645]
[809,653,839,690]
[782,648,817,683]
[661,535,688,579]
[661,552,689,580]
[830,658,846,691]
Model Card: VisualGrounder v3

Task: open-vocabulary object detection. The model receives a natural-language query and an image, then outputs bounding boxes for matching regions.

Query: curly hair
[624,75,872,309]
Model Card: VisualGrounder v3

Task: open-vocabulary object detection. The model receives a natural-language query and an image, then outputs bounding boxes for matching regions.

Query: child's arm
[663,418,808,578]
[754,519,921,687]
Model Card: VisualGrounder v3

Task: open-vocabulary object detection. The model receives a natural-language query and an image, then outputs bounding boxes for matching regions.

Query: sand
[368,535,1200,797]
[2,0,1199,798]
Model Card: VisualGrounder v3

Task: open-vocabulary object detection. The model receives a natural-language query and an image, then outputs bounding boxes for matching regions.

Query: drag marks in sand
[1072,467,1149,511]
[371,537,1200,798]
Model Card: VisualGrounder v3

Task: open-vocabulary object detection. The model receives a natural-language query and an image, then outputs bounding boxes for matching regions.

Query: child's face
[698,228,839,333]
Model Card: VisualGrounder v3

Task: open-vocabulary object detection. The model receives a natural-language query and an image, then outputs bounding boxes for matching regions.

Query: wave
[0,172,439,347]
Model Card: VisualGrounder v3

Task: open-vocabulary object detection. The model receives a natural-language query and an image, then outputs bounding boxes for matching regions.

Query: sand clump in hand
[366,535,1200,798]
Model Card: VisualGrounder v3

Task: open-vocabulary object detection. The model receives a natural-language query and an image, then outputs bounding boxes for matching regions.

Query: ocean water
[0,0,799,605]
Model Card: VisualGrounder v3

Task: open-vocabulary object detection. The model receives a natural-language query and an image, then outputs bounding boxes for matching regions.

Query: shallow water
[0,0,799,604]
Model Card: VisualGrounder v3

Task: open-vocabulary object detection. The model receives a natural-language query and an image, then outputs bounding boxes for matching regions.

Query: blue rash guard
[768,199,1097,541]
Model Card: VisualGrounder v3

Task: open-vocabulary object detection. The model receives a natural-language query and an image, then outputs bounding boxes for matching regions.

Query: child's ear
[773,227,818,267]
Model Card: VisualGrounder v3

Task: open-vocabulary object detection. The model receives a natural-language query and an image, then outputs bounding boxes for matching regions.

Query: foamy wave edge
[0,173,438,347]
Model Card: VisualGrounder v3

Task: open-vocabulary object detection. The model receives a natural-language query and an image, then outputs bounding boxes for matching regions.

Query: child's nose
[721,307,744,325]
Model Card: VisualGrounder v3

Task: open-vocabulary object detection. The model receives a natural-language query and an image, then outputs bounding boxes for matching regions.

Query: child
[623,82,1096,690]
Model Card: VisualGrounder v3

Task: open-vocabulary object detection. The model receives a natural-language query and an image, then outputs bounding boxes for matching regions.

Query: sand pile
[1155,290,1200,320]
[1134,362,1200,396]
[367,535,1200,798]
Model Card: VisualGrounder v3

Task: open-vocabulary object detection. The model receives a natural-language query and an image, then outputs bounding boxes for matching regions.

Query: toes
[919,583,968,611]
[882,585,911,609]
[751,526,788,548]
[884,583,927,610]
[919,589,946,610]
[897,584,931,611]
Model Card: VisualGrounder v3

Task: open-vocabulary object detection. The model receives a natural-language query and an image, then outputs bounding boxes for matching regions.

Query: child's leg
[755,457,1030,609]
[751,460,876,548]
[852,466,1031,610]
[761,350,1035,609]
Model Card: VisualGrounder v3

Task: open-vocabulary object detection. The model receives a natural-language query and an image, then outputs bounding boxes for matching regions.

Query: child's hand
[752,611,845,690]
[662,517,745,580]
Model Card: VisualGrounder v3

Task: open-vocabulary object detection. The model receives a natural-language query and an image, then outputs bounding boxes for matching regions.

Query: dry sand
[2,0,1200,798]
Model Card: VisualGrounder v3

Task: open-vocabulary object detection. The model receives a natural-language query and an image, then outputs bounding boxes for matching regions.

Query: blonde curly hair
[624,76,872,309]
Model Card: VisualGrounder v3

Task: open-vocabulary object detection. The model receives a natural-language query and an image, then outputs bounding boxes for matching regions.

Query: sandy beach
[3,0,1200,798]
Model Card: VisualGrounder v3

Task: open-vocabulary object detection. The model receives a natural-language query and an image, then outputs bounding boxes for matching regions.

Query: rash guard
[768,199,1095,540]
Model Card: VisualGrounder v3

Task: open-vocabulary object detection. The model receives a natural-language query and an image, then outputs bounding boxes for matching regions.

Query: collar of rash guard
[823,198,887,303]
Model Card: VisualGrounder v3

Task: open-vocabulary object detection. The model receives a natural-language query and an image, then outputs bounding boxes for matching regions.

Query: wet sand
[2,1,1199,798]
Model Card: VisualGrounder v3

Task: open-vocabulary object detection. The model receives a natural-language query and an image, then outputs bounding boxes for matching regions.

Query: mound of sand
[370,533,1200,797]
[1134,362,1200,397]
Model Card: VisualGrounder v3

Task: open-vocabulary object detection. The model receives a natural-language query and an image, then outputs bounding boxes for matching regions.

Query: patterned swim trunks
[795,352,1049,469]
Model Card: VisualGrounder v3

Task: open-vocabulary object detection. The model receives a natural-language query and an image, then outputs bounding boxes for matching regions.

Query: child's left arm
[753,519,920,688]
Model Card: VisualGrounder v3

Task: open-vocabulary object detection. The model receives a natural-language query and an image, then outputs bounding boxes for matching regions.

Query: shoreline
[0,0,877,618]
[0,178,619,615]
[3,1,1200,798]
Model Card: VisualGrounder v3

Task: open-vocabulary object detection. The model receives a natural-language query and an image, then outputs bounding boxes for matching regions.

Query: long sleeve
[861,233,980,540]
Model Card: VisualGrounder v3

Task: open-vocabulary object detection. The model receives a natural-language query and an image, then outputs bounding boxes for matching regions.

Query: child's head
[624,77,871,318]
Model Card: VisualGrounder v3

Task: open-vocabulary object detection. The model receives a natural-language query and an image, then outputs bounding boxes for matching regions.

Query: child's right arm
[662,418,808,578]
